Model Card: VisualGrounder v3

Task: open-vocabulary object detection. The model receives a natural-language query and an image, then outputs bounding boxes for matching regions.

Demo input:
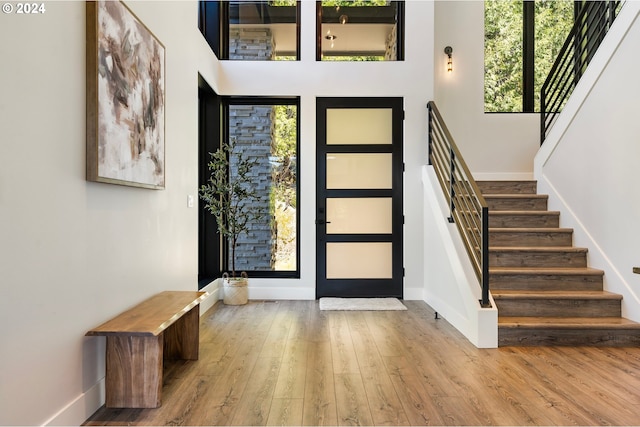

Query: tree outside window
[484,0,574,113]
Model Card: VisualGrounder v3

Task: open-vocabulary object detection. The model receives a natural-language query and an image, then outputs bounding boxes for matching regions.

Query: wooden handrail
[427,101,490,308]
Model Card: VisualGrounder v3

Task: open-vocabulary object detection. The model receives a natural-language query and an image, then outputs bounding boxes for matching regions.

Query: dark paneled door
[316,97,404,298]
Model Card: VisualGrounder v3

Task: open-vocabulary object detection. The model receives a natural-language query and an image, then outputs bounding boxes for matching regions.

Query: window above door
[198,1,404,62]
[316,1,405,61]
[199,1,301,61]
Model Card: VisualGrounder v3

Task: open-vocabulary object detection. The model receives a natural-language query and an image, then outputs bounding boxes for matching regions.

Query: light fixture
[339,14,348,24]
[326,30,337,49]
[444,46,453,73]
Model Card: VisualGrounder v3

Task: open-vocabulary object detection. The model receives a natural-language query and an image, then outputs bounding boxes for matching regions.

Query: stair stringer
[422,166,498,348]
[536,175,640,323]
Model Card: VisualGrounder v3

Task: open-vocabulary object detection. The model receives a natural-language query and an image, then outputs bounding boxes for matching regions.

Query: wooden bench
[86,291,207,408]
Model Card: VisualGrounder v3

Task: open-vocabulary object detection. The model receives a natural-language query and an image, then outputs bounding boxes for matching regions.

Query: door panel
[326,243,393,279]
[326,198,392,235]
[326,153,392,189]
[316,97,403,298]
[326,108,392,145]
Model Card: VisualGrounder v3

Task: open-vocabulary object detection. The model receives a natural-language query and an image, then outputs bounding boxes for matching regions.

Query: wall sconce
[444,46,453,73]
[325,30,337,49]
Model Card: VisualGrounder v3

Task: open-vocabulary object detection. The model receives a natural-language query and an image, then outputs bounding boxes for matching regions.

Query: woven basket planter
[222,273,248,305]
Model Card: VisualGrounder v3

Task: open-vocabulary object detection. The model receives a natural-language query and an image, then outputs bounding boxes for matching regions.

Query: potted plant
[199,138,263,305]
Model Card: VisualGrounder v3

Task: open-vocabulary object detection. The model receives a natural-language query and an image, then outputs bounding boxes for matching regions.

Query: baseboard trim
[43,379,104,426]
[200,279,222,314]
[248,286,316,300]
[539,174,640,321]
[403,287,424,301]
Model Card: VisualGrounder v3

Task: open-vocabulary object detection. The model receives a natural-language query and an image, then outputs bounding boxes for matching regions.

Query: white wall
[433,0,538,179]
[0,2,211,425]
[534,2,640,322]
[422,167,497,348]
[202,0,435,301]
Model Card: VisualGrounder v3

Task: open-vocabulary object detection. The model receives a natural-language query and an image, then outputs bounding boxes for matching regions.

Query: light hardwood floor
[84,300,640,426]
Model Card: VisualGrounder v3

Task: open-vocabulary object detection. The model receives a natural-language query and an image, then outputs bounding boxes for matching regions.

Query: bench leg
[164,304,200,360]
[105,335,163,408]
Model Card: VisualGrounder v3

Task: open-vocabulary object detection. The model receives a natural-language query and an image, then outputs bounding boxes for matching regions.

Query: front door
[316,97,403,298]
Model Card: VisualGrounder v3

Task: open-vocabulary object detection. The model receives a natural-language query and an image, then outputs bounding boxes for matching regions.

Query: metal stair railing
[541,0,623,143]
[427,101,490,308]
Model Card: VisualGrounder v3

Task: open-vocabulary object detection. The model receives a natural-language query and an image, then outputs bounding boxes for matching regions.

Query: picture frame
[86,0,166,189]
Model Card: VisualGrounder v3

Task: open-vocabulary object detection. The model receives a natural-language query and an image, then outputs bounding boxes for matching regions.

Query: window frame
[484,0,577,113]
[200,95,301,281]
[315,1,405,61]
[198,75,222,288]
[199,1,301,61]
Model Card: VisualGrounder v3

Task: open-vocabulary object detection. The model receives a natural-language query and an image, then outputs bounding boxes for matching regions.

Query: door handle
[315,219,331,225]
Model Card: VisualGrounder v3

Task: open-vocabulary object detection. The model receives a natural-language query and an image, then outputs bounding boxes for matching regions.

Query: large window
[226,99,299,275]
[484,0,575,112]
[199,92,300,282]
[199,1,300,60]
[316,1,404,61]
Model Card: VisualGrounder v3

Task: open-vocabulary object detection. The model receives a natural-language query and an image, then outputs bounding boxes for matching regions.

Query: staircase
[477,180,640,346]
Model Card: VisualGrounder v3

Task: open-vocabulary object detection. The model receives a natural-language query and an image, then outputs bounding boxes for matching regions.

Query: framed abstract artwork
[86,0,165,189]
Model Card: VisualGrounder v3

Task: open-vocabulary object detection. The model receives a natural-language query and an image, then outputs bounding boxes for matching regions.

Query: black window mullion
[325,189,393,198]
[199,1,223,57]
[523,0,535,112]
[198,77,222,287]
[325,234,393,243]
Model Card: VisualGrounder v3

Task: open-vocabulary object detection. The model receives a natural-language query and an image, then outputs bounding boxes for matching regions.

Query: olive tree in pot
[199,138,263,305]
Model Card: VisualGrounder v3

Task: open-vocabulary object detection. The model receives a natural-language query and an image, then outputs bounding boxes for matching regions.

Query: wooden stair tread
[492,290,622,300]
[484,194,548,201]
[482,182,632,346]
[489,227,573,233]
[490,210,560,215]
[490,246,588,252]
[490,267,604,276]
[499,316,640,329]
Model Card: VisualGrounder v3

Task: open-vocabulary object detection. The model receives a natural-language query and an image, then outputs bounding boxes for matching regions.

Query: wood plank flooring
[84,300,640,426]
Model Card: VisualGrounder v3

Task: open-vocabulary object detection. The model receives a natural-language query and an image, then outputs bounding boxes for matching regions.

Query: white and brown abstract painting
[86,0,165,189]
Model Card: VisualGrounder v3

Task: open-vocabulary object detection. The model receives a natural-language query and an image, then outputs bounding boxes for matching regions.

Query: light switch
[187,195,194,208]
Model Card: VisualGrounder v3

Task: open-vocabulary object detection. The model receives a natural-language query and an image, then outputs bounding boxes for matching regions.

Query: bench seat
[86,291,207,408]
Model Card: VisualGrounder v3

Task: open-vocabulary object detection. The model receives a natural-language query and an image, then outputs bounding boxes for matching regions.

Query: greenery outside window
[484,0,575,112]
[225,99,299,276]
[199,82,299,283]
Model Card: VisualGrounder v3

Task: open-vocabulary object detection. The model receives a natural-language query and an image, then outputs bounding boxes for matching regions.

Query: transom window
[316,0,404,61]
[199,1,300,60]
